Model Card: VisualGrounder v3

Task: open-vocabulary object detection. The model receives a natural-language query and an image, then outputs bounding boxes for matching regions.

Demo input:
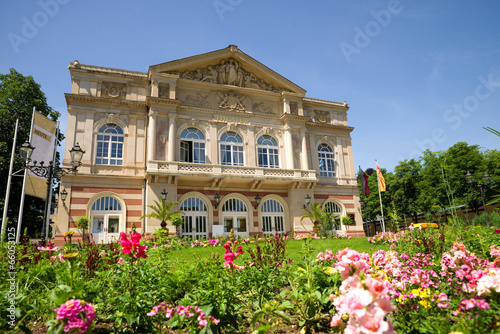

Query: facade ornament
[183,93,209,106]
[218,91,246,112]
[252,101,273,114]
[292,134,302,169]
[94,112,128,125]
[101,82,126,99]
[314,110,330,124]
[290,102,298,115]
[188,118,197,127]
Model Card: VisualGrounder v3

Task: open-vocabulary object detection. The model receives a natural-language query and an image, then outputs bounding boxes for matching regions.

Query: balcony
[147,161,318,189]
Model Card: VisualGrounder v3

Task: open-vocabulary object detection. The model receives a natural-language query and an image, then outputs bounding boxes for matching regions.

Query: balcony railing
[147,161,317,182]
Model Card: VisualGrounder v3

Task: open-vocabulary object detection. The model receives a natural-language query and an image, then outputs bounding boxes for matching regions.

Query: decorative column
[283,124,294,169]
[147,110,157,161]
[168,115,176,161]
[300,128,309,170]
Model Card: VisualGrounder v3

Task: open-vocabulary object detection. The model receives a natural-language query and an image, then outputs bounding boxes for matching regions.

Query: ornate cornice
[146,96,181,107]
[305,121,354,132]
[68,60,147,79]
[65,93,147,107]
[303,97,348,108]
[280,114,309,122]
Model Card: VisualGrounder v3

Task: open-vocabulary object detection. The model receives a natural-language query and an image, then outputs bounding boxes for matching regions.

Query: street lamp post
[20,141,85,241]
[465,171,491,213]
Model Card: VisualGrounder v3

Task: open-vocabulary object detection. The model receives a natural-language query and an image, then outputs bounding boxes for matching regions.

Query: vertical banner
[376,161,386,192]
[25,111,57,198]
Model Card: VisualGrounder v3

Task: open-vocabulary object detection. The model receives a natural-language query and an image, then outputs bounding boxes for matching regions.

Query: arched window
[180,197,208,240]
[221,198,248,236]
[260,199,285,236]
[90,196,123,244]
[318,144,335,177]
[180,128,206,163]
[324,201,343,230]
[96,124,124,165]
[220,132,244,166]
[257,135,279,168]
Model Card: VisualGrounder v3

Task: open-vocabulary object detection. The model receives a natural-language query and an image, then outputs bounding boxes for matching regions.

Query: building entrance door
[223,216,248,237]
[91,215,120,244]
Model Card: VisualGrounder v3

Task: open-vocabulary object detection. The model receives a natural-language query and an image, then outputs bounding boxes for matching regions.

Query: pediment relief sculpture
[170,58,284,93]
[101,82,126,99]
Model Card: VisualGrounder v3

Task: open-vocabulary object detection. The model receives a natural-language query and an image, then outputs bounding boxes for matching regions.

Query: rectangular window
[237,218,247,232]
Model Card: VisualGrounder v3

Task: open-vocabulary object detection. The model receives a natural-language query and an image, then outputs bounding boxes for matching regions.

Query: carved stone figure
[173,58,284,93]
[200,65,218,83]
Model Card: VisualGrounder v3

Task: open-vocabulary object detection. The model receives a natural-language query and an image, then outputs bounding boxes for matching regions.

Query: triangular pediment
[149,45,306,95]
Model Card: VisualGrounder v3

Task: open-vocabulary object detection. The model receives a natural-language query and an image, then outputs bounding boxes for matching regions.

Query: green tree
[140,198,183,236]
[392,159,422,224]
[300,202,336,230]
[360,168,394,221]
[0,69,62,238]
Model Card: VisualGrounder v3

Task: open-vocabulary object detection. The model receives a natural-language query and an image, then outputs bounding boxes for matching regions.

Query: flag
[376,161,386,192]
[359,166,370,196]
[25,111,58,199]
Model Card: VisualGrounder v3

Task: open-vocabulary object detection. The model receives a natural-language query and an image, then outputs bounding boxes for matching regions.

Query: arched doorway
[90,195,123,244]
[179,197,208,240]
[260,199,285,236]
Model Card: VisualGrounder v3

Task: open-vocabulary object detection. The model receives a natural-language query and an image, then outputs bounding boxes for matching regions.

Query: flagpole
[16,107,36,242]
[358,166,368,222]
[375,160,386,233]
[1,119,19,240]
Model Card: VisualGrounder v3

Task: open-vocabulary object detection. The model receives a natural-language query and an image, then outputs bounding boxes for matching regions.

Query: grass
[152,236,390,269]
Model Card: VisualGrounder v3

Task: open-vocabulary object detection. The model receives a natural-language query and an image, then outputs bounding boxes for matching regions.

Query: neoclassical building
[53,45,363,244]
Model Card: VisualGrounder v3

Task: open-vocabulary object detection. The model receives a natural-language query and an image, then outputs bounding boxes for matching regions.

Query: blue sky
[1,0,499,172]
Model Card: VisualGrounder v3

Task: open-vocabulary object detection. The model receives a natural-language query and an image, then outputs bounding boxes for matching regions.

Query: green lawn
[154,236,390,269]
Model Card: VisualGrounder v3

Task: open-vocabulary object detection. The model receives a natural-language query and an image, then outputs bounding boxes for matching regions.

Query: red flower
[119,232,132,255]
[119,232,147,259]
[494,229,500,234]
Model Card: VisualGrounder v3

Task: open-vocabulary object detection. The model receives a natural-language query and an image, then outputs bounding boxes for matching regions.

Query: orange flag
[376,161,386,192]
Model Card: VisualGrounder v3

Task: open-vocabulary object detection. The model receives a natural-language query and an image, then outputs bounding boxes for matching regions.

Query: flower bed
[1,225,499,333]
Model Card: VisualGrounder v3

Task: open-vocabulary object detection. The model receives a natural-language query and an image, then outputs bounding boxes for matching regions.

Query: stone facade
[54,45,363,244]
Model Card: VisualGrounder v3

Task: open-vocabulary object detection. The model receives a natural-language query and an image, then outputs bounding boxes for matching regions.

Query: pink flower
[53,299,95,334]
[364,277,389,297]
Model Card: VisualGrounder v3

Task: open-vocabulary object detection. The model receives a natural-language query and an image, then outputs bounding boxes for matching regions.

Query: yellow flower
[63,253,78,259]
[419,300,430,308]
[64,231,76,236]
[324,267,337,275]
